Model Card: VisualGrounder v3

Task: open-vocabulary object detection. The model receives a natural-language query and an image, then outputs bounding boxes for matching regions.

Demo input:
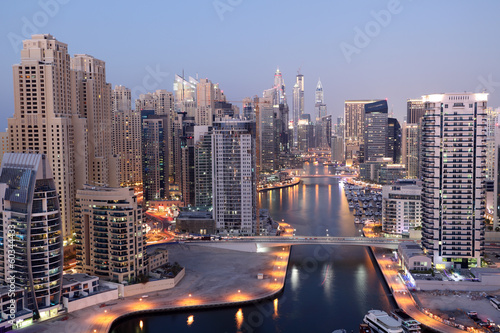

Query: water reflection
[273,298,279,319]
[235,309,243,331]
[187,315,194,326]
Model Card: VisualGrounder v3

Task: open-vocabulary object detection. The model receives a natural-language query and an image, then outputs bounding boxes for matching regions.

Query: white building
[421,93,487,269]
[382,180,422,235]
[212,119,256,235]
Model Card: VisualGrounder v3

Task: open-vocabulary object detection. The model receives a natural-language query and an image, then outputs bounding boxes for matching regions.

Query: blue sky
[1,0,499,129]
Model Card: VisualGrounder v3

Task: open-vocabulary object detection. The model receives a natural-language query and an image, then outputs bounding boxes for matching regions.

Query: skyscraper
[142,113,169,202]
[292,73,304,146]
[173,74,198,117]
[402,122,419,179]
[196,79,215,126]
[72,54,118,187]
[255,96,276,173]
[387,117,402,164]
[407,99,425,124]
[363,100,388,162]
[344,99,379,161]
[212,119,256,235]
[273,68,286,105]
[8,34,86,237]
[314,79,327,120]
[421,93,487,269]
[0,153,63,318]
[112,85,142,188]
[75,186,146,283]
[194,126,213,208]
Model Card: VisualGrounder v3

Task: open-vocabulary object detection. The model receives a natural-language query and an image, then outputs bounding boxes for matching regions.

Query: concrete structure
[421,93,487,269]
[142,114,170,202]
[331,135,344,163]
[0,132,8,167]
[175,210,215,235]
[297,114,314,153]
[112,85,142,188]
[382,181,422,236]
[406,99,425,124]
[212,119,256,235]
[378,164,407,184]
[74,186,147,283]
[62,273,99,300]
[314,79,327,120]
[148,248,169,271]
[316,115,332,149]
[194,126,213,207]
[398,242,432,272]
[0,153,63,318]
[292,73,304,147]
[344,99,379,160]
[8,34,87,237]
[402,122,419,179]
[196,78,215,126]
[71,54,118,188]
[364,100,388,162]
[0,286,32,331]
[255,96,276,173]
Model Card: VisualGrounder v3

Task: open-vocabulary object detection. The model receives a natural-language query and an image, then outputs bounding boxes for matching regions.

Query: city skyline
[1,0,500,130]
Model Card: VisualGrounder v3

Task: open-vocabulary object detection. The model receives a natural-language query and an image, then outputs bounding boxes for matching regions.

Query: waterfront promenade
[372,247,467,332]
[16,244,291,333]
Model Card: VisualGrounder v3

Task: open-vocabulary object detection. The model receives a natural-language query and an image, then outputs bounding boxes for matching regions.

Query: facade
[387,117,402,164]
[292,73,304,147]
[0,132,8,167]
[112,85,142,188]
[316,115,332,149]
[331,135,344,163]
[406,99,425,124]
[8,34,87,237]
[71,54,117,187]
[142,114,169,202]
[74,186,147,283]
[0,153,63,318]
[255,96,276,173]
[314,79,327,120]
[176,211,215,235]
[212,119,256,235]
[402,122,419,179]
[194,126,213,208]
[173,74,198,117]
[363,100,388,162]
[382,181,422,235]
[297,114,314,152]
[398,242,432,272]
[344,100,379,161]
[421,93,487,269]
[196,78,215,126]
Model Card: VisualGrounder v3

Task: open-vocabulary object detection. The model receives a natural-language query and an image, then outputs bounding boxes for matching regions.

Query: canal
[111,164,395,332]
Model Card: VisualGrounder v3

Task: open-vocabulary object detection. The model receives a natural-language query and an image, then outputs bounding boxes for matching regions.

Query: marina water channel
[111,164,395,332]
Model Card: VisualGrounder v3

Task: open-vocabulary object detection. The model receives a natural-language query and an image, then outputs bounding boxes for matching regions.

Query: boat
[354,217,360,223]
[363,310,403,333]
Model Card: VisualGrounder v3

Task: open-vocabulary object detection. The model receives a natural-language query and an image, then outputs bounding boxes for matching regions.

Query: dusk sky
[1,0,500,129]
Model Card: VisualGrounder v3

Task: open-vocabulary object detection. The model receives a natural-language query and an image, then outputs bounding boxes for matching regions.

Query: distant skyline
[1,0,500,129]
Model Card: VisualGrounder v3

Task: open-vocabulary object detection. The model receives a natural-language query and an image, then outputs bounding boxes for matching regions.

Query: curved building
[0,153,63,319]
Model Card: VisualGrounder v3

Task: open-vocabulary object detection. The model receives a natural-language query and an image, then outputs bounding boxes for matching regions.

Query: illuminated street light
[188,294,192,297]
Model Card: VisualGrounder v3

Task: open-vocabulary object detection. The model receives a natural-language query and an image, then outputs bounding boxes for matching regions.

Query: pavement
[372,247,469,333]
[16,243,290,333]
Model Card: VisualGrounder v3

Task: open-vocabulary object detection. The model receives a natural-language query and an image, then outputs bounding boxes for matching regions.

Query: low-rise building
[382,180,422,236]
[148,248,169,271]
[62,274,99,299]
[175,210,215,235]
[398,241,432,272]
[0,285,32,331]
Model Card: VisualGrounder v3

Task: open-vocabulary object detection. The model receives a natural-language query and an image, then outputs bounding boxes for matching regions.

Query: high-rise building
[297,114,314,153]
[194,126,213,208]
[382,180,422,236]
[8,34,87,237]
[421,93,487,269]
[331,136,344,163]
[316,115,332,149]
[402,122,419,179]
[387,117,402,164]
[363,100,388,162]
[344,100,379,161]
[141,113,169,202]
[485,108,500,181]
[314,79,327,120]
[112,85,142,188]
[0,153,63,318]
[196,79,215,126]
[173,74,198,117]
[212,119,256,235]
[407,99,425,124]
[273,68,286,105]
[0,132,9,167]
[72,54,118,187]
[255,96,276,173]
[292,73,304,146]
[75,186,146,283]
